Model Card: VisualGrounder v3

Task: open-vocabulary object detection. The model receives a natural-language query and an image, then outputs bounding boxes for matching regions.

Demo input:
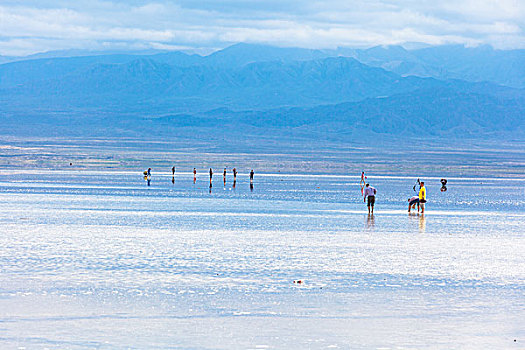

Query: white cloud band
[0,0,523,55]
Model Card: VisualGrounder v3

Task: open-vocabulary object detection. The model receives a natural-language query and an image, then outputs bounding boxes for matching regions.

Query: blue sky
[1,0,524,55]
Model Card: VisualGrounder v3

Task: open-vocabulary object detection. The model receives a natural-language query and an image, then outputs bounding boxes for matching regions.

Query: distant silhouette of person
[223,168,227,185]
[233,168,237,180]
[193,168,197,183]
[209,168,213,185]
[440,178,448,192]
[360,171,367,195]
[172,166,175,176]
[146,168,151,186]
[250,169,254,184]
[363,183,376,214]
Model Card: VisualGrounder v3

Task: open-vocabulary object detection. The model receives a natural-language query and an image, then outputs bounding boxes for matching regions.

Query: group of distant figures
[207,167,255,192]
[143,167,255,191]
[144,168,447,214]
[360,172,448,215]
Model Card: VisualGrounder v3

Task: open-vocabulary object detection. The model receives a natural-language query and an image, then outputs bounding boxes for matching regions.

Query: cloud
[0,0,524,56]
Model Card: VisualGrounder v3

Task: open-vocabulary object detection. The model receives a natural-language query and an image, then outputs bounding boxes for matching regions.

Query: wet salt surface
[0,170,524,349]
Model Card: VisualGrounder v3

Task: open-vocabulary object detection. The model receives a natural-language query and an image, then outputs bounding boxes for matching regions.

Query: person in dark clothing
[146,168,151,187]
[440,178,448,192]
[232,168,237,188]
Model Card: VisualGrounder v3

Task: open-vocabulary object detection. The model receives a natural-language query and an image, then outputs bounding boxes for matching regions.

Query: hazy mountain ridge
[0,43,523,141]
[160,87,524,137]
[0,53,518,112]
[3,86,523,141]
[353,45,525,88]
[2,43,524,87]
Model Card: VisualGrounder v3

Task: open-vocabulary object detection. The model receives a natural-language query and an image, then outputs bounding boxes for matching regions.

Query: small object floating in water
[293,280,303,284]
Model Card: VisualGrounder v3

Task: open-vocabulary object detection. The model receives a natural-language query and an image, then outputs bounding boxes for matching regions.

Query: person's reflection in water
[408,211,418,228]
[233,179,236,189]
[250,183,254,192]
[209,182,212,194]
[418,213,426,233]
[441,185,447,192]
[171,176,175,184]
[366,213,375,229]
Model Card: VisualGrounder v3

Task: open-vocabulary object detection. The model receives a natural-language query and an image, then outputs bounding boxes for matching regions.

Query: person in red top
[360,171,367,195]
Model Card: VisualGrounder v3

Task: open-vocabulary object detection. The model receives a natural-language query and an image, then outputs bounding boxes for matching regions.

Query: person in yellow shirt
[419,181,426,213]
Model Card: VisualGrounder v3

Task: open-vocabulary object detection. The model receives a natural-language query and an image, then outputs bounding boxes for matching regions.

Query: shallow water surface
[0,170,523,349]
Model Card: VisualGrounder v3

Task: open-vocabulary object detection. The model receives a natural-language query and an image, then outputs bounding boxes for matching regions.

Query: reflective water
[0,170,523,349]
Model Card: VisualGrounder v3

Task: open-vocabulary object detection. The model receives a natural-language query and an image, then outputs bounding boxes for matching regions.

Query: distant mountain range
[2,43,524,86]
[0,43,524,140]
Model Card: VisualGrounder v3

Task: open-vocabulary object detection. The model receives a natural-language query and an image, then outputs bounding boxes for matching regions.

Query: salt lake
[0,169,523,349]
